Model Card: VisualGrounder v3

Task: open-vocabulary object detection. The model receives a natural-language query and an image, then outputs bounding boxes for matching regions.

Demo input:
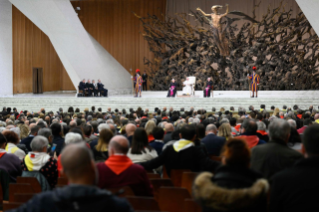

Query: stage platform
[0,90,318,113]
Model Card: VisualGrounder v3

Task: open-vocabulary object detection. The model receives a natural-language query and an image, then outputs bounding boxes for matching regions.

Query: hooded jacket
[8,185,133,212]
[193,166,269,212]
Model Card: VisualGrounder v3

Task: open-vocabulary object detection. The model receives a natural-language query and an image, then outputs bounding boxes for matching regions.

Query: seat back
[181,172,199,195]
[170,169,191,187]
[3,202,23,211]
[106,186,135,197]
[183,199,202,212]
[147,173,160,179]
[56,177,68,188]
[17,177,42,193]
[158,187,191,212]
[150,179,174,201]
[14,193,35,203]
[125,196,160,211]
[9,183,33,202]
[21,171,50,192]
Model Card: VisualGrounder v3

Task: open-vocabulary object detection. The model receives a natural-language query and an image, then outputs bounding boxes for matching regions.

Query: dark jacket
[20,135,35,152]
[79,82,86,90]
[149,140,164,155]
[140,144,220,176]
[270,157,319,212]
[201,134,226,156]
[0,153,22,182]
[7,185,133,212]
[193,166,268,212]
[52,136,65,156]
[251,140,303,179]
[97,83,106,90]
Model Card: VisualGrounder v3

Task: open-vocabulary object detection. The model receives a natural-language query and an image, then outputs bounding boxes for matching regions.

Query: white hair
[31,135,49,152]
[0,121,6,127]
[106,119,114,124]
[98,123,110,132]
[10,127,20,138]
[287,119,297,129]
[65,132,82,144]
[0,127,5,133]
[257,121,267,131]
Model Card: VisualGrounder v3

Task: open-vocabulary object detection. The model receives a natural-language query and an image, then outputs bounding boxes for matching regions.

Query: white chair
[188,76,196,96]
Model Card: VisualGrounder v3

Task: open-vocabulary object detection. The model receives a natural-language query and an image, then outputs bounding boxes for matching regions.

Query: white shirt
[127,147,158,163]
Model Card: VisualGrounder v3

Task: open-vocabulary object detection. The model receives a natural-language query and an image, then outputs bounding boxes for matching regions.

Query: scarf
[297,114,302,119]
[24,152,51,171]
[257,130,268,136]
[5,143,19,154]
[105,155,133,175]
[148,135,155,143]
[0,148,6,159]
[173,139,194,152]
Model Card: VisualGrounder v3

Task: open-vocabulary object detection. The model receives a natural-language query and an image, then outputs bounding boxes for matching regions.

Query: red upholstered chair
[147,173,161,179]
[158,187,191,212]
[56,177,68,188]
[125,196,160,211]
[3,202,23,211]
[14,193,35,203]
[184,199,202,212]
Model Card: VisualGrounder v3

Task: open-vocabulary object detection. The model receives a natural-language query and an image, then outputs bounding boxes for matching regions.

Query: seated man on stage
[167,79,177,97]
[97,79,108,97]
[203,77,213,97]
[86,79,93,96]
[92,80,98,96]
[182,77,192,96]
[79,79,88,95]
[247,66,260,98]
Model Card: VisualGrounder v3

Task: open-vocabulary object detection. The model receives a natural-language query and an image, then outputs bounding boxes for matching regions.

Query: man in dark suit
[85,79,93,96]
[97,79,108,97]
[201,124,226,156]
[21,124,39,151]
[142,71,148,91]
[78,79,88,96]
[270,125,319,212]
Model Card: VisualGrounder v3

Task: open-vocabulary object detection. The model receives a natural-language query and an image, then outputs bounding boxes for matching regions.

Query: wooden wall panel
[71,0,166,82]
[12,5,75,94]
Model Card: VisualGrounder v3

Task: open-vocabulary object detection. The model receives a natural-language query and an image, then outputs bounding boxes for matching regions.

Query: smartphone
[51,144,57,153]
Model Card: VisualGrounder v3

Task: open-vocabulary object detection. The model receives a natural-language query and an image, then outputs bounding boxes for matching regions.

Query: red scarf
[297,114,302,119]
[148,135,155,143]
[257,130,268,136]
[105,155,133,175]
[0,152,6,159]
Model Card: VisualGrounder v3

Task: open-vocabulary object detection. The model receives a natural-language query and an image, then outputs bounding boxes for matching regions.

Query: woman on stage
[167,79,177,97]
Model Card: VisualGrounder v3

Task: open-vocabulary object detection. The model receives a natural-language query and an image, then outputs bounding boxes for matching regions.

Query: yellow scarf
[173,139,194,152]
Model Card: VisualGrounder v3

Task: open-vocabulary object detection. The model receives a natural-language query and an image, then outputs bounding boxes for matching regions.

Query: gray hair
[14,120,20,126]
[98,123,110,132]
[10,127,20,138]
[257,121,266,131]
[193,118,200,124]
[38,128,52,141]
[279,112,284,116]
[65,132,82,144]
[287,119,297,129]
[287,111,295,119]
[31,135,49,152]
[87,115,93,121]
[0,127,5,133]
[38,120,48,127]
[106,119,114,124]
[0,121,6,127]
[6,120,13,125]
[269,119,290,142]
[52,119,59,124]
[97,118,105,125]
[206,124,217,132]
[219,118,230,125]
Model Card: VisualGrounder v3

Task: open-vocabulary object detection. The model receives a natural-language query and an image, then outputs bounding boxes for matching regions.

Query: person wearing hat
[203,77,213,98]
[247,66,260,98]
[134,69,143,97]
[167,79,177,97]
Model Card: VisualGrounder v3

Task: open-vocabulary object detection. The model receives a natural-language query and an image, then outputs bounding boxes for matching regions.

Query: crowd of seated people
[78,79,108,97]
[0,104,318,211]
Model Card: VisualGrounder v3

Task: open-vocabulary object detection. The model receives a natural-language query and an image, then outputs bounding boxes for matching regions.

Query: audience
[149,127,165,155]
[217,123,232,140]
[163,123,174,143]
[0,133,22,182]
[270,125,319,211]
[21,124,39,151]
[125,123,136,145]
[10,143,133,212]
[251,119,303,179]
[201,124,226,156]
[194,138,268,212]
[3,130,26,160]
[21,136,58,189]
[97,135,153,196]
[127,128,158,163]
[145,120,156,142]
[92,129,113,162]
[51,123,65,156]
[237,119,266,148]
[297,118,312,134]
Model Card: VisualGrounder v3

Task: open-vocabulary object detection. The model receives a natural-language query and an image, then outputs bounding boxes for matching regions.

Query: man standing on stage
[135,69,143,97]
[142,71,148,91]
[97,79,108,97]
[203,77,213,97]
[167,79,177,97]
[247,66,260,98]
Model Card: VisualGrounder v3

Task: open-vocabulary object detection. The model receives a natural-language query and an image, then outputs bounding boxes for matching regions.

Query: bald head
[125,123,136,137]
[109,135,129,156]
[165,123,174,132]
[206,124,217,134]
[61,143,95,184]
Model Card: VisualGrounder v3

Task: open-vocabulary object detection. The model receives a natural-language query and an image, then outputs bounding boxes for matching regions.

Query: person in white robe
[182,78,192,95]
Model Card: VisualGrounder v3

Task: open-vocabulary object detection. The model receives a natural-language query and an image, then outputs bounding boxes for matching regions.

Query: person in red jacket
[237,119,266,148]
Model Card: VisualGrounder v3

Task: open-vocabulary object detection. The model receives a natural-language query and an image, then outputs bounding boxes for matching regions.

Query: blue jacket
[149,140,164,155]
[7,185,133,212]
[20,135,34,152]
[201,134,226,156]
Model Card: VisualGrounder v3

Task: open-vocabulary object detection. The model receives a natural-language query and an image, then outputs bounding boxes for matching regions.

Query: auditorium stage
[1,90,318,112]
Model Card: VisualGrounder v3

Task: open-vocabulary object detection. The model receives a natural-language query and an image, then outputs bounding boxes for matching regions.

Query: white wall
[296,0,319,37]
[9,0,132,95]
[0,1,13,96]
